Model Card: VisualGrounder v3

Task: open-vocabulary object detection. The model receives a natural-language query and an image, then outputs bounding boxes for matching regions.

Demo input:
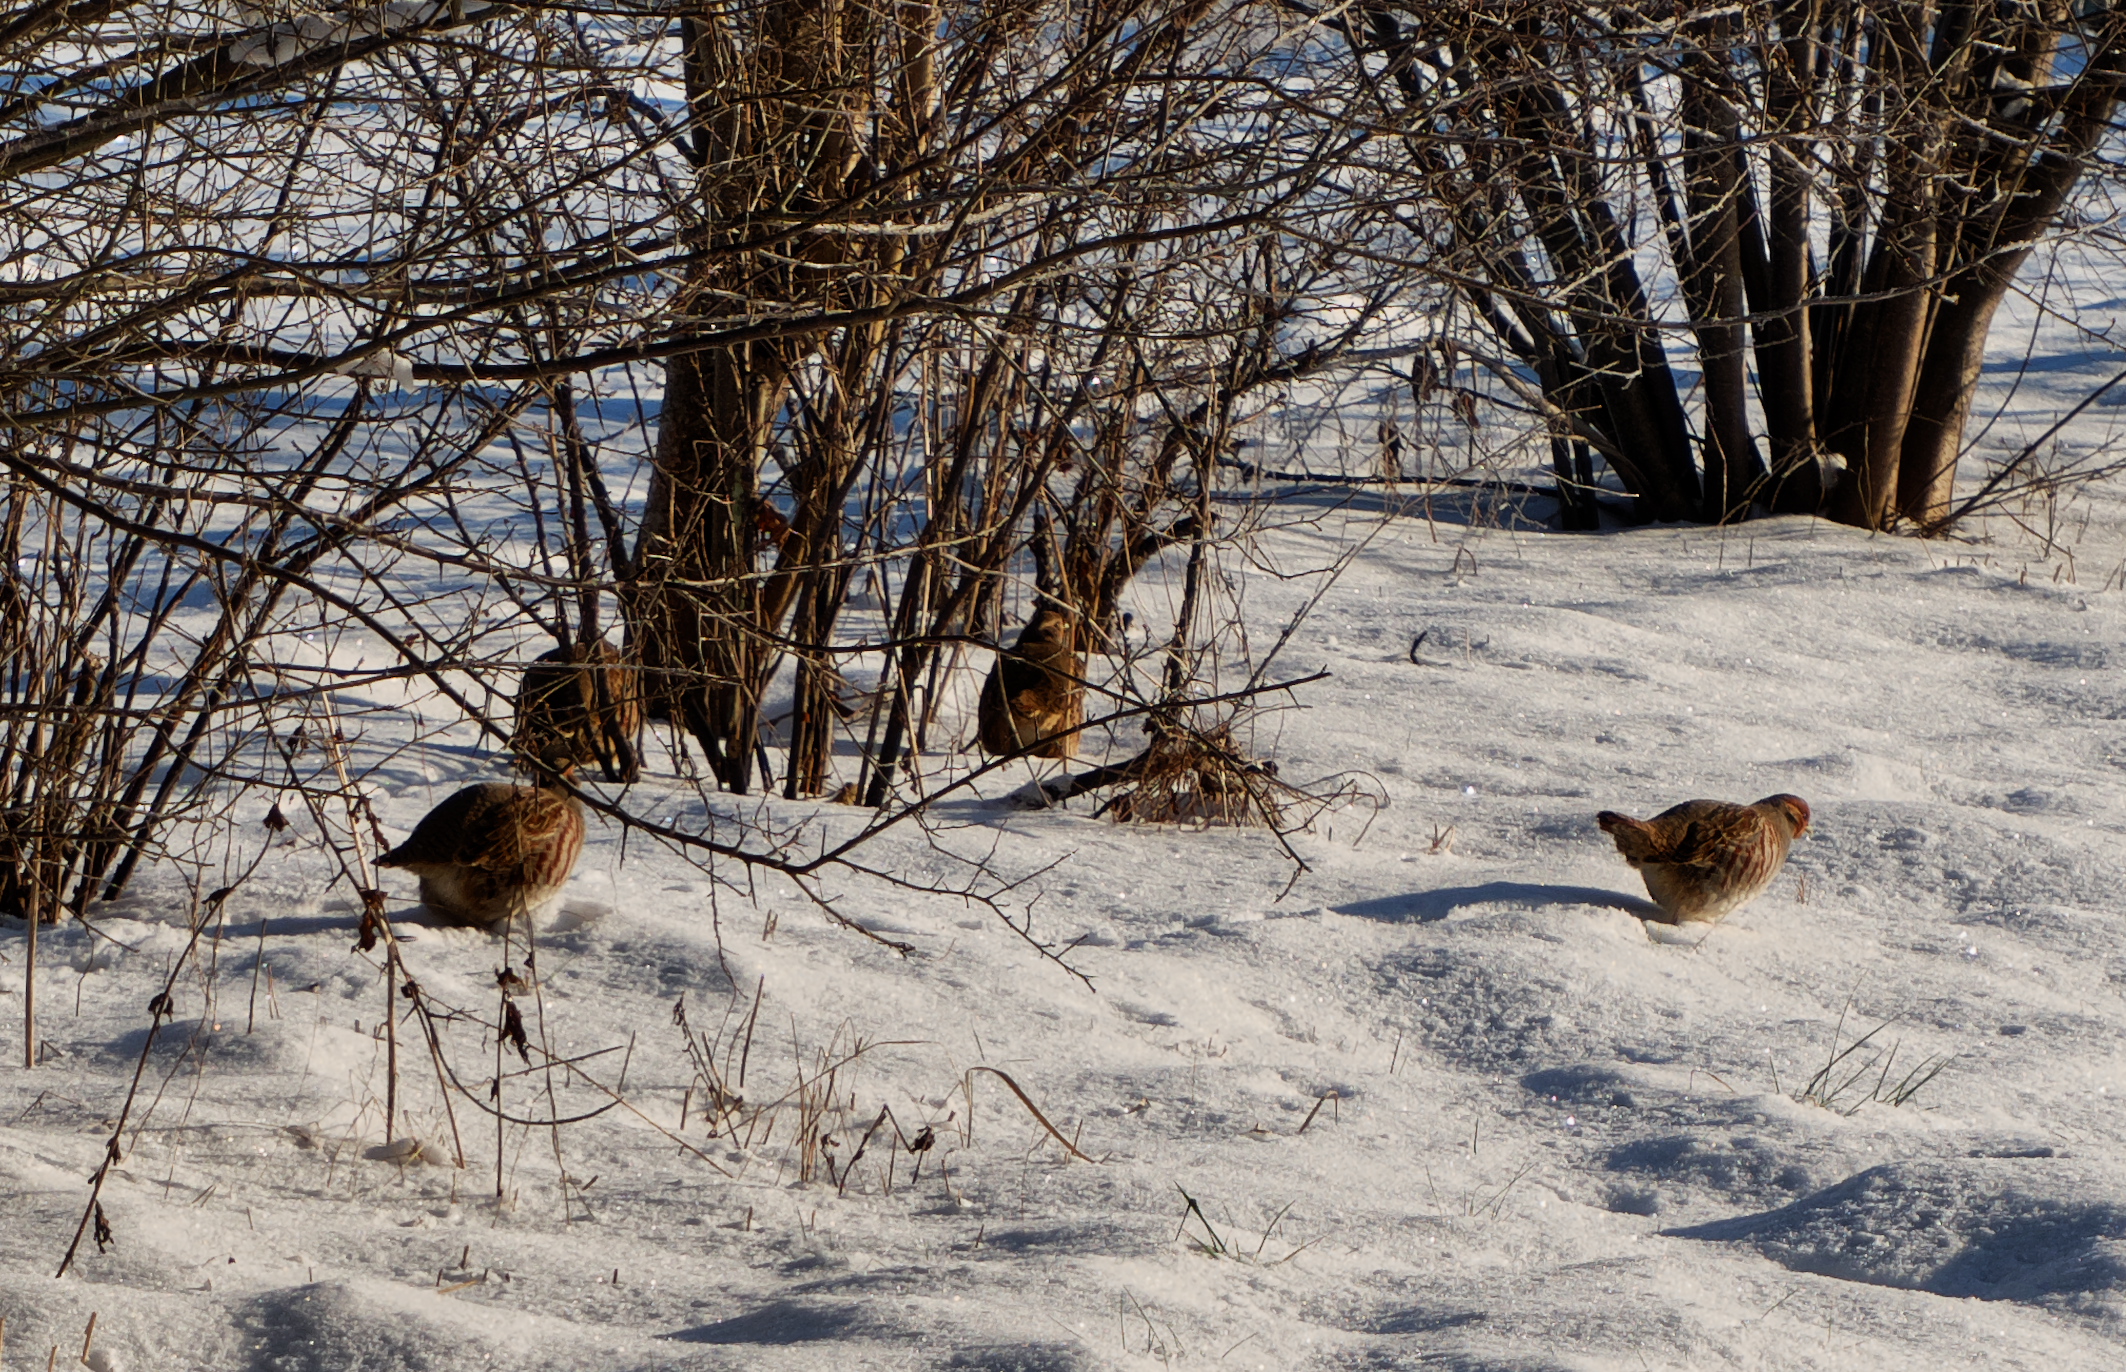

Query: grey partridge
[1596,794,1810,924]
[977,601,1084,760]
[378,762,586,929]
[512,640,644,783]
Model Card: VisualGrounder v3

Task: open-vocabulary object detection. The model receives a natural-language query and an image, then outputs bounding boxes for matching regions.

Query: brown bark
[1898,13,2126,527]
[1754,1,1824,513]
[1823,8,1943,533]
[628,0,873,791]
[1501,68,1701,520]
[632,344,785,791]
[1680,58,1758,522]
[1823,200,1935,529]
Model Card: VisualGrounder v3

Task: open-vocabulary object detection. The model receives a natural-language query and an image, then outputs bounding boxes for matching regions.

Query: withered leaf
[502,1000,531,1065]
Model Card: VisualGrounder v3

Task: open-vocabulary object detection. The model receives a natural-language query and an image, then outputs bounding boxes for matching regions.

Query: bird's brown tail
[1597,811,1656,861]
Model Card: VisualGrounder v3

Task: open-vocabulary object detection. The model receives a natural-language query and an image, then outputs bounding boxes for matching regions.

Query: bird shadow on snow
[1335,881,1662,923]
[110,911,354,942]
[667,1299,894,1345]
[669,1301,1089,1372]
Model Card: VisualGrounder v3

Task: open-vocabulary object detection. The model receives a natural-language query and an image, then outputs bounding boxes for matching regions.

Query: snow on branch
[229,2,494,69]
[333,349,418,387]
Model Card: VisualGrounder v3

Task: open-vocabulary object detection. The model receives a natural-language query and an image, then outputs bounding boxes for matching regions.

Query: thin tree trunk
[634,344,783,792]
[1899,16,2126,528]
[1681,62,1758,522]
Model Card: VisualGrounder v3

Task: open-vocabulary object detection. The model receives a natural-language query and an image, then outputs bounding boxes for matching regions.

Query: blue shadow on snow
[1335,882,1661,923]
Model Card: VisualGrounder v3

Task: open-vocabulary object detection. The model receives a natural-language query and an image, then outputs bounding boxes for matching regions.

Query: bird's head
[529,745,579,788]
[1762,794,1811,838]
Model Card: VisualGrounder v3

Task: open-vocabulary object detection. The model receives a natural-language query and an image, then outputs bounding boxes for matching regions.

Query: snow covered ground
[7,481,2126,1371]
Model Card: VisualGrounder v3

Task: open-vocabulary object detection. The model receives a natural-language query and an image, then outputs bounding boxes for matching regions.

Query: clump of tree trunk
[1319,0,2126,530]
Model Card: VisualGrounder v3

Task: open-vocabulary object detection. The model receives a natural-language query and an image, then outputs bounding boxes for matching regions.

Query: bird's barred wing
[1665,820,1706,864]
[453,792,570,871]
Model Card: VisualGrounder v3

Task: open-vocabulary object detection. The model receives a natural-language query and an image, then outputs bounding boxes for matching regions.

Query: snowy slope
[5,495,2126,1371]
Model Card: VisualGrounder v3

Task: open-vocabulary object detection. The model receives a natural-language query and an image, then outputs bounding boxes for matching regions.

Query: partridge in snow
[511,639,645,783]
[378,756,586,929]
[1596,794,1811,924]
[977,601,1084,760]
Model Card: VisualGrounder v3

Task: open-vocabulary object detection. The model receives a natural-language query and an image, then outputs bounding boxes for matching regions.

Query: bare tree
[1298,0,2126,530]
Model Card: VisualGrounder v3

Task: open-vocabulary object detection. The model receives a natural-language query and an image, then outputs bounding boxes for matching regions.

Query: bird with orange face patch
[1596,794,1811,924]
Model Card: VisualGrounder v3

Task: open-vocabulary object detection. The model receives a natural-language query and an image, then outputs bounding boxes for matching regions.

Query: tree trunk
[1680,66,1759,522]
[1896,267,2013,528]
[1824,166,1937,529]
[633,344,785,791]
[627,0,871,791]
